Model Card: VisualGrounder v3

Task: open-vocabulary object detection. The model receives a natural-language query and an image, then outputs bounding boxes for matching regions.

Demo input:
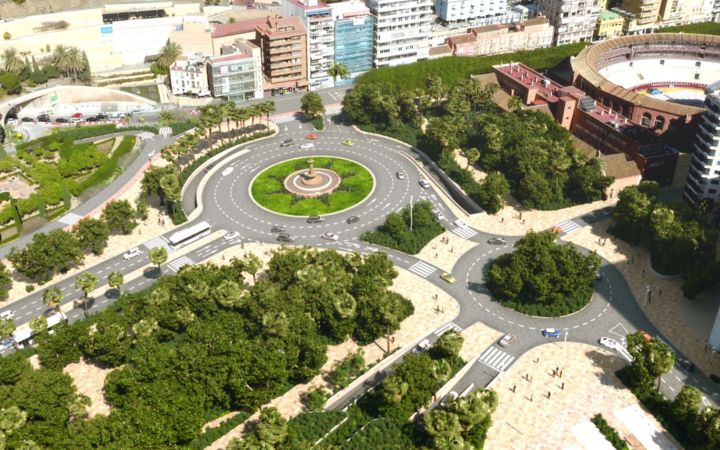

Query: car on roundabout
[306,133,318,140]
[307,215,325,224]
[488,237,506,245]
[396,172,406,180]
[123,247,142,260]
[280,139,294,148]
[321,232,339,241]
[419,179,431,189]
[277,233,295,243]
[346,216,360,224]
[221,166,234,176]
[598,337,618,350]
[300,143,314,149]
[498,334,516,348]
[271,225,286,233]
[342,139,353,146]
[223,231,240,241]
[440,272,456,284]
[542,328,562,338]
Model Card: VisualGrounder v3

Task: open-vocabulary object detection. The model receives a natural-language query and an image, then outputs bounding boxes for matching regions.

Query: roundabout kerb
[248,155,376,218]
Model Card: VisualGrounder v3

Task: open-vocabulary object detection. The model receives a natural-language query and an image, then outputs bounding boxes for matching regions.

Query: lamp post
[409,195,413,232]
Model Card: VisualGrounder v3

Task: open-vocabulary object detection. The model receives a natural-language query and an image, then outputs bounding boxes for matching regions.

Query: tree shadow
[585,348,630,391]
[103,288,120,300]
[143,266,162,280]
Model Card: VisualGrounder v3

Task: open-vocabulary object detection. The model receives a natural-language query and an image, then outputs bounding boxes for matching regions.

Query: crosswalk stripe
[434,322,462,336]
[168,256,193,272]
[478,346,515,372]
[58,212,83,226]
[408,261,436,278]
[271,113,297,124]
[324,104,342,115]
[137,132,154,141]
[452,226,477,239]
[554,220,581,234]
[158,126,172,137]
[143,236,175,253]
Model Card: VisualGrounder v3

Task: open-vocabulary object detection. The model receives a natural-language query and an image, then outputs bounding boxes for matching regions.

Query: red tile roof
[211,18,266,38]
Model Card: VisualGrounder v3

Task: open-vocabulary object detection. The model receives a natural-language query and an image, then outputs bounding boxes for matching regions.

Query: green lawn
[251,156,373,216]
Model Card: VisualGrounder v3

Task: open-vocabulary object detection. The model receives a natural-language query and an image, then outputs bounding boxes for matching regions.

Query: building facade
[330,1,374,85]
[206,41,263,102]
[621,0,662,25]
[434,0,509,23]
[658,0,713,26]
[536,0,600,45]
[366,0,433,68]
[169,54,211,97]
[283,0,335,90]
[684,81,720,209]
[255,16,309,94]
[595,10,625,40]
[443,18,554,57]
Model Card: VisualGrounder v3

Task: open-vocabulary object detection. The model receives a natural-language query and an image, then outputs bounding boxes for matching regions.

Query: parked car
[277,233,295,243]
[542,328,562,338]
[221,166,234,176]
[417,339,431,351]
[21,117,34,123]
[346,216,360,224]
[223,231,240,241]
[396,172,406,180]
[598,337,618,349]
[300,143,314,149]
[487,237,506,245]
[677,358,695,372]
[86,116,99,123]
[307,215,325,224]
[96,113,108,120]
[69,117,82,124]
[0,338,13,350]
[419,179,431,189]
[498,334,516,348]
[36,114,50,123]
[71,112,83,119]
[321,232,339,241]
[342,139,353,146]
[55,118,69,123]
[440,272,456,284]
[123,247,142,260]
[433,209,445,221]
[271,225,286,233]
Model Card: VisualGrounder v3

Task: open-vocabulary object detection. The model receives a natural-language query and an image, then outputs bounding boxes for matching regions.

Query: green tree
[74,272,98,317]
[463,147,480,169]
[42,287,63,315]
[8,229,83,282]
[255,407,288,446]
[2,47,25,74]
[29,315,47,334]
[242,252,262,283]
[73,218,109,255]
[108,272,124,295]
[149,246,168,272]
[0,262,11,300]
[327,62,350,84]
[625,331,675,390]
[670,385,702,433]
[159,173,181,216]
[301,386,329,411]
[212,279,245,308]
[698,407,720,448]
[609,184,656,244]
[507,95,523,112]
[301,92,324,119]
[156,41,182,72]
[476,171,510,214]
[102,200,137,234]
[159,110,175,127]
[425,75,447,103]
[0,318,15,339]
[0,406,27,436]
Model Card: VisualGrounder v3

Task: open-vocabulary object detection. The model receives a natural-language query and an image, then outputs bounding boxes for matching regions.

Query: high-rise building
[283,0,335,90]
[366,0,434,68]
[255,16,309,94]
[329,1,374,86]
[206,41,264,102]
[684,81,720,210]
[621,0,661,25]
[658,0,713,26]
[434,0,509,23]
[536,0,600,45]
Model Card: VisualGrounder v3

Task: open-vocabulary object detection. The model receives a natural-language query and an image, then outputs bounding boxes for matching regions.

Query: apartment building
[536,0,600,45]
[169,53,211,97]
[255,16,309,94]
[434,0,509,23]
[330,1,374,85]
[621,0,662,25]
[366,0,434,68]
[595,10,624,40]
[283,0,335,90]
[658,0,713,26]
[443,18,554,56]
[684,81,720,209]
[206,41,264,101]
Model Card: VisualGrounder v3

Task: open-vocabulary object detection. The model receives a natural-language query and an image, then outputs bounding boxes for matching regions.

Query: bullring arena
[570,33,720,133]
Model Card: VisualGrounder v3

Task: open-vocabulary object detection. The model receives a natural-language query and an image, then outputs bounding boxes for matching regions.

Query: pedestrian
[450,247,454,253]
[548,391,551,399]
[501,217,505,223]
[561,382,565,390]
[522,219,526,224]
[241,243,244,249]
[139,229,141,235]
[435,252,438,258]
[659,289,662,297]
[512,385,516,392]
[529,394,533,402]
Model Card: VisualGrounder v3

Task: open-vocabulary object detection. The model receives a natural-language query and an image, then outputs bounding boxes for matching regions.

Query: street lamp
[645,285,652,305]
[409,195,413,232]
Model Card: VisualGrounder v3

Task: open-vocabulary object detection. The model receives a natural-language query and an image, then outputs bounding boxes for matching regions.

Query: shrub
[310,116,325,130]
[361,201,444,254]
[186,412,250,450]
[301,386,330,411]
[591,414,629,450]
[285,411,346,448]
[170,120,195,136]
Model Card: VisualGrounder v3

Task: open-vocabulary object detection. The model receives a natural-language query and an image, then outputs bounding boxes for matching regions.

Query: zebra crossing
[137,132,155,141]
[168,256,193,273]
[57,212,83,226]
[452,226,478,240]
[143,236,174,253]
[324,104,342,115]
[478,346,516,372]
[158,126,172,137]
[408,260,437,278]
[434,322,462,336]
[271,112,297,124]
[554,220,581,235]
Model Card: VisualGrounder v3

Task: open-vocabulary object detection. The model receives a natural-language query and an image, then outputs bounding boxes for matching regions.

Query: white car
[441,391,459,405]
[221,166,234,176]
[321,232,339,241]
[224,231,240,241]
[419,179,431,189]
[433,209,445,221]
[123,247,142,260]
[0,310,15,320]
[454,219,467,228]
[300,143,315,149]
[598,337,618,350]
[417,339,431,351]
[396,172,406,180]
[0,338,13,350]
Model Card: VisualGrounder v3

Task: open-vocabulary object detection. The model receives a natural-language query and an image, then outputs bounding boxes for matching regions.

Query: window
[696,61,702,67]
[641,112,652,127]
[660,60,665,65]
[695,73,700,80]
[654,115,665,130]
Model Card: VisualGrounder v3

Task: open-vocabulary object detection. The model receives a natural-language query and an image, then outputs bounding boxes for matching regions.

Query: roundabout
[250,156,374,216]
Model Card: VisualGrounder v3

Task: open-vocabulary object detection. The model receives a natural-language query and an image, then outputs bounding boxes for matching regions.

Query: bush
[591,414,629,450]
[310,116,325,130]
[361,201,444,254]
[73,136,136,194]
[170,120,195,136]
[25,284,34,292]
[301,386,330,412]
[186,412,250,450]
[285,411,346,448]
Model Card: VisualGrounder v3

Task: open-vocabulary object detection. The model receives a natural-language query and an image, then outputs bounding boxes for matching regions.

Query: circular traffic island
[251,156,374,216]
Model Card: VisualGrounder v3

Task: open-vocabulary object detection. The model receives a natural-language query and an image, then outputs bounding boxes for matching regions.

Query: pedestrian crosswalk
[324,103,342,115]
[57,212,83,226]
[452,226,478,239]
[554,220,581,235]
[158,126,172,137]
[478,346,516,372]
[143,236,174,253]
[271,112,297,124]
[434,322,462,336]
[137,132,155,141]
[168,256,193,272]
[408,260,437,278]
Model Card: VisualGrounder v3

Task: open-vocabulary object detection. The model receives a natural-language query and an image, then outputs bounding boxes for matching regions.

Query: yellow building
[595,10,625,40]
[659,0,712,25]
[621,0,662,25]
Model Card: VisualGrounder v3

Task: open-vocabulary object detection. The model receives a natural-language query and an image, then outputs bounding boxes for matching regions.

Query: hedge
[285,411,346,449]
[186,412,250,450]
[660,22,720,35]
[73,135,136,194]
[170,120,195,136]
[591,414,629,450]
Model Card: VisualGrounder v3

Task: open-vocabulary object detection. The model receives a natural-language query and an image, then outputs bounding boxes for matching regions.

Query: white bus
[168,221,211,249]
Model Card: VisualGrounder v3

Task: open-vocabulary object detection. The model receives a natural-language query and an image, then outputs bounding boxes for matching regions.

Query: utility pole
[409,195,413,231]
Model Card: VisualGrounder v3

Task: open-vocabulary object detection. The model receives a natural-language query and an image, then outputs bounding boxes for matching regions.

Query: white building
[169,54,211,97]
[366,0,434,68]
[283,0,335,90]
[434,0,509,23]
[206,41,264,102]
[536,0,600,45]
[684,81,720,210]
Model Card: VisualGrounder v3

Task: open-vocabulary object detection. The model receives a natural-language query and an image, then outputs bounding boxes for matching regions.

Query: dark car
[36,114,50,122]
[307,216,325,224]
[677,358,695,372]
[279,139,294,148]
[96,113,108,120]
[277,233,294,243]
[271,225,286,233]
[346,216,360,224]
[487,237,506,245]
[55,117,69,123]
[86,116,99,123]
[21,117,34,123]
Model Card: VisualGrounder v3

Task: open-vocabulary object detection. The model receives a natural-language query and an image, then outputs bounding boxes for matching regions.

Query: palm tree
[0,405,27,435]
[149,247,168,273]
[157,41,182,70]
[199,106,218,150]
[159,174,181,215]
[248,104,261,128]
[187,279,209,300]
[262,101,276,128]
[0,318,16,340]
[147,287,169,312]
[327,62,350,84]
[381,376,408,404]
[242,253,262,283]
[256,407,289,446]
[108,272,124,295]
[262,311,288,337]
[220,102,235,144]
[175,307,196,328]
[74,273,98,317]
[507,95,524,112]
[68,395,90,422]
[212,280,244,308]
[132,319,159,338]
[65,46,84,82]
[42,287,63,315]
[233,107,251,139]
[29,316,48,334]
[333,293,356,319]
[2,48,25,74]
